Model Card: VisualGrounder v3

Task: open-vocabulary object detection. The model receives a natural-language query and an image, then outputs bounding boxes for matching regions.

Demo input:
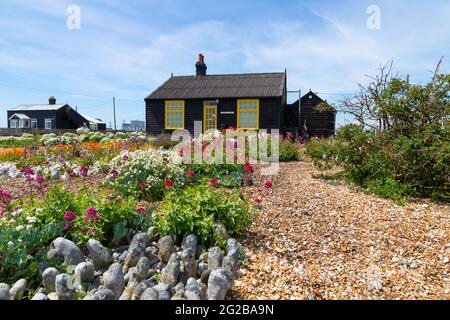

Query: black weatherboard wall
[145,54,286,135]
[286,91,336,137]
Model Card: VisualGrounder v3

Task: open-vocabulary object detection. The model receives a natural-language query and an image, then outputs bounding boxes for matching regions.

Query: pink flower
[110,169,119,178]
[186,170,195,177]
[88,228,97,236]
[122,155,129,161]
[25,177,35,182]
[85,208,100,222]
[36,176,45,183]
[254,196,262,205]
[64,211,76,221]
[23,167,34,176]
[80,226,88,232]
[139,183,146,191]
[64,221,74,231]
[263,180,273,189]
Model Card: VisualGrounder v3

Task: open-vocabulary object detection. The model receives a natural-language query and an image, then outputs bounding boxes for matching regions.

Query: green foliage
[306,69,450,202]
[279,140,300,162]
[154,184,252,244]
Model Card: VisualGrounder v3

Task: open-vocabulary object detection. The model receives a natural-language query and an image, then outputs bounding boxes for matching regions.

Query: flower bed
[0,137,274,300]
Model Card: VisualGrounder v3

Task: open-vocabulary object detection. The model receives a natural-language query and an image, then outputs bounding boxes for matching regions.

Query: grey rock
[147,227,156,241]
[103,263,125,299]
[185,277,205,300]
[10,279,27,300]
[55,274,77,300]
[140,288,159,300]
[207,268,234,300]
[208,247,223,270]
[42,267,60,293]
[47,292,59,300]
[135,257,150,281]
[31,293,50,300]
[50,168,61,180]
[47,237,84,265]
[158,290,171,300]
[74,262,95,284]
[119,286,134,300]
[94,288,116,300]
[125,233,149,268]
[132,280,152,300]
[155,262,166,271]
[0,283,11,300]
[145,251,160,267]
[222,255,239,275]
[38,262,50,280]
[158,236,176,264]
[177,271,189,286]
[118,250,128,262]
[182,234,197,253]
[197,262,208,277]
[226,238,240,261]
[87,239,112,269]
[153,282,171,293]
[181,248,197,279]
[174,283,185,293]
[214,223,230,242]
[200,270,212,285]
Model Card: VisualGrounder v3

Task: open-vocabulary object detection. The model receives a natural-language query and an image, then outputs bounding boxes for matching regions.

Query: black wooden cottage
[146,54,287,135]
[145,54,336,137]
[285,91,336,138]
[7,97,106,131]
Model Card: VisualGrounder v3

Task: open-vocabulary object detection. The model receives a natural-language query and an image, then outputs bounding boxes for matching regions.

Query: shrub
[154,183,252,244]
[279,140,300,162]
[305,64,450,202]
[107,149,186,200]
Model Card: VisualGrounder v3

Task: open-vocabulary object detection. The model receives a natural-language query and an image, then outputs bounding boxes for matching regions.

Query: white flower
[15,225,25,231]
[7,241,14,247]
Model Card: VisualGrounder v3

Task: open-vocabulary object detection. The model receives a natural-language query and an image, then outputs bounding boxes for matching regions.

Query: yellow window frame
[237,99,259,130]
[165,100,185,129]
[203,101,218,132]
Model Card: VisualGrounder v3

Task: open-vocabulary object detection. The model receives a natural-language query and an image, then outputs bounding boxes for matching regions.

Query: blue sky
[0,0,449,128]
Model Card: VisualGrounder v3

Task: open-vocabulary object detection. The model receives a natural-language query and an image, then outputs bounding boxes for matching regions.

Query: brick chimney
[49,96,56,105]
[195,53,207,76]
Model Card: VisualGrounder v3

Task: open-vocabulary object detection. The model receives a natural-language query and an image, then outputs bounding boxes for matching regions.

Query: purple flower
[36,176,45,183]
[64,211,76,221]
[23,168,34,176]
[85,208,101,222]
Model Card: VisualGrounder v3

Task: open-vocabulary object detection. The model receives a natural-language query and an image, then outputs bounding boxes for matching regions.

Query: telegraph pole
[113,97,117,131]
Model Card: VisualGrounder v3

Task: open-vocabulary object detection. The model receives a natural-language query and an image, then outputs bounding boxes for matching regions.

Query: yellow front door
[203,101,217,132]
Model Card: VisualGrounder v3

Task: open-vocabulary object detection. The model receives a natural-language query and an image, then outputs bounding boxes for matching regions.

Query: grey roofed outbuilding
[8,104,67,111]
[81,114,106,124]
[146,72,286,100]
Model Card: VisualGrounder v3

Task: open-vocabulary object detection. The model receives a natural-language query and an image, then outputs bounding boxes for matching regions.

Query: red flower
[123,155,129,161]
[244,163,254,174]
[163,179,174,187]
[263,180,273,189]
[136,207,147,214]
[186,170,195,177]
[209,178,219,188]
[36,176,45,183]
[139,183,146,191]
[110,169,119,178]
[254,196,262,205]
[243,176,253,185]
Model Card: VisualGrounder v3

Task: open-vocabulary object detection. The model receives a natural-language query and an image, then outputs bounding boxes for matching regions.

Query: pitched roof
[8,113,30,120]
[8,104,67,111]
[146,72,286,100]
[81,114,105,124]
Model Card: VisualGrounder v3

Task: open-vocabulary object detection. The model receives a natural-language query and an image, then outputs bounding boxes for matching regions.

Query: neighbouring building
[145,54,336,137]
[284,91,336,138]
[122,120,145,131]
[7,97,106,131]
